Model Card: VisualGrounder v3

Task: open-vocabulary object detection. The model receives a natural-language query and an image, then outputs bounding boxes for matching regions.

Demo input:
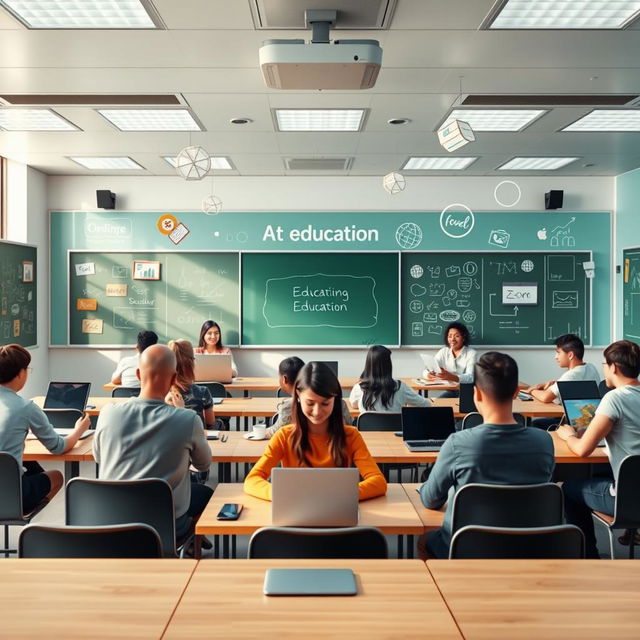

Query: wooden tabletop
[0,558,196,639]
[428,559,640,640]
[23,434,95,462]
[195,483,424,536]
[431,396,565,418]
[165,559,462,640]
[402,483,446,531]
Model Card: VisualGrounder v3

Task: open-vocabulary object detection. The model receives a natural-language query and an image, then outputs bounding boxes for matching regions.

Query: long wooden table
[165,559,462,640]
[428,559,640,639]
[23,436,96,480]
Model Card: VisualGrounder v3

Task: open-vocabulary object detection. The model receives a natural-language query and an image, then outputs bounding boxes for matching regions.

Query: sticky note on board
[13,319,20,337]
[77,298,98,311]
[106,283,128,297]
[75,262,96,276]
[625,259,630,284]
[82,318,103,334]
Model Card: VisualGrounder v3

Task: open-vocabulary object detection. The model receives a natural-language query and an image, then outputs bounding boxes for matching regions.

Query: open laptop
[314,360,338,376]
[271,467,359,526]
[558,381,605,446]
[459,383,478,414]
[193,353,233,384]
[42,382,92,438]
[402,406,456,452]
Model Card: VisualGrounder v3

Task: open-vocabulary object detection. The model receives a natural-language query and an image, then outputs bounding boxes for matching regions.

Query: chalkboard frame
[622,246,640,344]
[400,250,593,348]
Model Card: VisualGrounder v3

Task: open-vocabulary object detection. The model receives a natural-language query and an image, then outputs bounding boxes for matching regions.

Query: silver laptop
[193,353,233,383]
[271,468,359,527]
[263,568,357,596]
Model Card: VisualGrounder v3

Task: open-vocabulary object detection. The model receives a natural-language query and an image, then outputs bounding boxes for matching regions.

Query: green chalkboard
[401,252,592,346]
[0,240,37,347]
[68,252,239,346]
[242,253,399,346]
[623,247,640,343]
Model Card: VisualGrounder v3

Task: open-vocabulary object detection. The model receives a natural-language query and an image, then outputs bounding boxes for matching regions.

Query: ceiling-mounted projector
[259,9,383,90]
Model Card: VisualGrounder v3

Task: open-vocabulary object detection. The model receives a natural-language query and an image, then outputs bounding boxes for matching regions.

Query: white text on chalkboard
[262,224,379,243]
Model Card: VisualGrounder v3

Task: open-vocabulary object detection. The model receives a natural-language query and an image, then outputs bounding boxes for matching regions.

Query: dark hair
[359,345,400,411]
[0,344,31,384]
[278,356,305,382]
[291,361,347,467]
[555,333,584,360]
[137,330,158,353]
[197,320,225,351]
[443,322,470,347]
[604,340,640,379]
[474,351,518,403]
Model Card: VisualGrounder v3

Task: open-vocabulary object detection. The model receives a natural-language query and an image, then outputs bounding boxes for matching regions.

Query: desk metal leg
[397,535,404,558]
[64,460,79,482]
[223,535,230,558]
[194,535,202,559]
[406,535,414,558]
[231,535,237,558]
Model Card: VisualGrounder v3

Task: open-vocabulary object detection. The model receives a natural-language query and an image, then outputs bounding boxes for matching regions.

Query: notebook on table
[271,467,359,526]
[263,568,357,596]
[193,354,233,383]
[402,406,456,452]
[42,382,92,438]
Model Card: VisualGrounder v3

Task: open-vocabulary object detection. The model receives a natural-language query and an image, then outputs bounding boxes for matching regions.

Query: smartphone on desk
[216,503,243,520]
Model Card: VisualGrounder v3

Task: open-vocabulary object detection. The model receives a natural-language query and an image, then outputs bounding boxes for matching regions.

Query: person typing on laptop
[244,361,386,501]
[0,344,90,513]
[194,320,237,377]
[418,352,555,558]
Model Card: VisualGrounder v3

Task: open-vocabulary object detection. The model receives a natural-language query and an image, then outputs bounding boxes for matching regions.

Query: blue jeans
[563,478,615,559]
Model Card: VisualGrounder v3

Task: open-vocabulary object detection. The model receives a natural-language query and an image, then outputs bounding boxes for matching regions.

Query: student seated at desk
[558,340,640,558]
[350,345,431,412]
[194,320,237,377]
[0,344,90,513]
[418,352,555,559]
[110,330,158,388]
[266,357,352,438]
[244,361,386,501]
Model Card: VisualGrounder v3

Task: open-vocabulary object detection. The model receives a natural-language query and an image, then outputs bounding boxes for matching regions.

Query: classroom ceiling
[0,0,639,177]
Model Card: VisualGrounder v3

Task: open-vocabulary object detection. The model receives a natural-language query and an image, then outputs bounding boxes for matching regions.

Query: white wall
[47,174,614,396]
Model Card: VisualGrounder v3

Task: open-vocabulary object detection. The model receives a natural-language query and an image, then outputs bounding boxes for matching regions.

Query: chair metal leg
[629,528,637,560]
[4,525,8,558]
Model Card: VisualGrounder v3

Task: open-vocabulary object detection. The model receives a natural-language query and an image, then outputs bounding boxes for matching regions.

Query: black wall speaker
[97,190,116,209]
[545,190,563,210]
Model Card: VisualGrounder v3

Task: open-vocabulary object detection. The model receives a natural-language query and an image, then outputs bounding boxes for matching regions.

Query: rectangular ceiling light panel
[98,109,201,131]
[70,156,143,169]
[402,157,477,170]
[275,109,366,131]
[163,156,233,170]
[442,109,546,132]
[484,0,640,29]
[0,108,78,130]
[563,109,640,131]
[498,157,579,170]
[0,0,162,29]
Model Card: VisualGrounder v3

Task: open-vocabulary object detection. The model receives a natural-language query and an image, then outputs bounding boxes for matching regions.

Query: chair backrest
[42,408,84,428]
[357,412,402,431]
[65,478,177,557]
[0,452,25,521]
[247,526,388,559]
[460,412,483,430]
[111,386,140,398]
[610,454,640,529]
[451,483,564,534]
[19,523,162,558]
[199,382,226,398]
[513,412,526,426]
[449,524,585,559]
[276,388,290,398]
[599,379,612,397]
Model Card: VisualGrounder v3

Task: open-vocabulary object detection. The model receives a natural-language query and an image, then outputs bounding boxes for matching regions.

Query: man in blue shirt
[419,351,556,558]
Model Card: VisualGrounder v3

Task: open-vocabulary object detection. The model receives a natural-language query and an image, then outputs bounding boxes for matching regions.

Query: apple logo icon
[537,228,547,240]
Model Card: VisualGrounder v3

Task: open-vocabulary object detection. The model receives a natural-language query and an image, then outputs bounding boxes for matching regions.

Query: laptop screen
[43,382,91,412]
[562,398,601,429]
[401,406,456,440]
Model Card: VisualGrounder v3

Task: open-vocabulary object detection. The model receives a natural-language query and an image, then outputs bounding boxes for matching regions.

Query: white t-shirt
[111,353,140,388]
[426,346,478,384]
[349,380,431,413]
[549,362,601,404]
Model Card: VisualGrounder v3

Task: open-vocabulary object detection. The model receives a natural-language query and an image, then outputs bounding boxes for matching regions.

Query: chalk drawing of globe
[409,300,424,313]
[396,222,423,249]
[521,259,534,273]
[410,264,424,279]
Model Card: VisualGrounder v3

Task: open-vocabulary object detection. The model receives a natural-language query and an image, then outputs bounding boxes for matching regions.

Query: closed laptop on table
[402,406,456,452]
[193,353,233,384]
[264,568,357,596]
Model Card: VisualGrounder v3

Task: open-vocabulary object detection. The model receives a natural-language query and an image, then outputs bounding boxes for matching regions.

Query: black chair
[599,380,612,397]
[450,525,585,559]
[0,453,51,557]
[111,386,140,398]
[65,477,193,558]
[276,388,290,398]
[513,412,526,426]
[451,483,564,535]
[592,454,640,559]
[18,523,162,558]
[460,412,483,430]
[356,412,401,431]
[42,408,84,428]
[199,382,226,399]
[247,526,388,559]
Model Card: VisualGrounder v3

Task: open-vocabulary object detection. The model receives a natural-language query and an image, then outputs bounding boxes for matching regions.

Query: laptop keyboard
[406,439,445,447]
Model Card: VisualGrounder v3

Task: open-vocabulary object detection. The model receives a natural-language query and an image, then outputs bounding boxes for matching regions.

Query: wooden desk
[0,558,196,639]
[431,396,565,418]
[196,483,424,558]
[23,435,95,480]
[165,559,462,640]
[428,559,640,640]
[402,483,446,532]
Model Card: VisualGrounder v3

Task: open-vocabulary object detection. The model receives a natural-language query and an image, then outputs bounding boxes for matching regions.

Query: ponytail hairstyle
[168,339,195,392]
[359,344,399,410]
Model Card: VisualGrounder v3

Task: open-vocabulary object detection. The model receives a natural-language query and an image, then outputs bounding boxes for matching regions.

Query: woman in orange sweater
[244,361,387,501]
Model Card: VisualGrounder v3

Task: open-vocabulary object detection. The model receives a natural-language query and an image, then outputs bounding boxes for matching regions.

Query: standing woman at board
[194,319,237,377]
[425,322,477,397]
[350,345,431,412]
[244,361,386,501]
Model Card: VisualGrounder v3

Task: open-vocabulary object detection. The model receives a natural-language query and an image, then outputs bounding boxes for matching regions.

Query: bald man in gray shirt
[94,344,212,538]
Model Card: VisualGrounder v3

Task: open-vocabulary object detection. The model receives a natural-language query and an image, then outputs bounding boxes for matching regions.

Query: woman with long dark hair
[244,361,386,501]
[194,319,237,377]
[350,345,430,412]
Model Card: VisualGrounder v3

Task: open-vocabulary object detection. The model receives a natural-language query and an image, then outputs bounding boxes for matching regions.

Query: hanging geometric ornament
[202,194,223,215]
[175,145,211,180]
[383,171,406,195]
